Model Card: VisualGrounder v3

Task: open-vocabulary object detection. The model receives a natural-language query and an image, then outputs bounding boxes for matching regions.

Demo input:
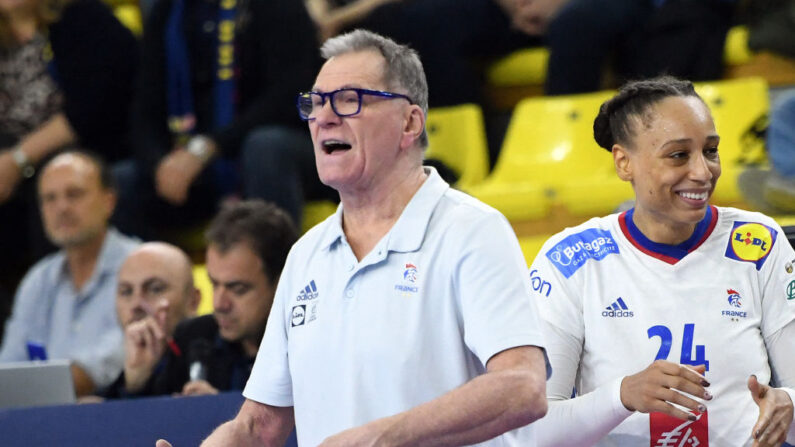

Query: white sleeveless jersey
[530,206,795,446]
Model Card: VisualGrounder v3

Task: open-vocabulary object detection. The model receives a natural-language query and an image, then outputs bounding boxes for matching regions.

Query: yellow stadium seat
[485,25,751,89]
[724,26,753,66]
[468,90,634,221]
[775,215,795,228]
[192,265,214,316]
[113,4,143,37]
[302,200,338,233]
[486,47,549,87]
[518,234,552,267]
[694,77,769,205]
[425,104,490,189]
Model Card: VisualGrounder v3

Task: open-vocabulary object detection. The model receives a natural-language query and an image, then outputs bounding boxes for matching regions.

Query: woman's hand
[620,360,712,421]
[748,375,794,447]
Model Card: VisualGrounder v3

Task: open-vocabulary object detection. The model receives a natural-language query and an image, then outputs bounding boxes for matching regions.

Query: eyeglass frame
[296,87,414,121]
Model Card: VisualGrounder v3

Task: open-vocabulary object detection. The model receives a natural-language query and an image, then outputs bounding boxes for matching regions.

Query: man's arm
[157,399,293,447]
[319,345,547,447]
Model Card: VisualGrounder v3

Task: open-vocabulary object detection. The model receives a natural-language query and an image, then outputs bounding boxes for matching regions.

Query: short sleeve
[455,212,550,374]
[243,255,294,406]
[760,222,795,337]
[528,236,585,345]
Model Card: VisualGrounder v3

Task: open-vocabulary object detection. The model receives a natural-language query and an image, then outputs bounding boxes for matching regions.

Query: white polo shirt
[244,168,549,446]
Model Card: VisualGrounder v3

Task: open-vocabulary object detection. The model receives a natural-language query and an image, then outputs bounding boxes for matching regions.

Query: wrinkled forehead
[313,49,389,92]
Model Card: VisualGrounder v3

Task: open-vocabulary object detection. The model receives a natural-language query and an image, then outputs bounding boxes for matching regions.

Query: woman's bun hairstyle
[593,76,699,152]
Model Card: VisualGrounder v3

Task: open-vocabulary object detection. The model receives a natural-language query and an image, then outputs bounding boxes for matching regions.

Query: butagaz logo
[291,305,306,327]
[725,222,777,270]
[529,269,552,297]
[545,229,620,278]
[297,280,319,301]
[602,297,633,318]
[395,263,419,296]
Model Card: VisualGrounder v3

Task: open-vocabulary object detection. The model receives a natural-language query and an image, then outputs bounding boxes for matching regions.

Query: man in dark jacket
[108,200,297,397]
[122,0,332,236]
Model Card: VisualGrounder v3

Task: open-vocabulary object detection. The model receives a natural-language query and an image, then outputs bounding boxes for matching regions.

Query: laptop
[0,360,76,409]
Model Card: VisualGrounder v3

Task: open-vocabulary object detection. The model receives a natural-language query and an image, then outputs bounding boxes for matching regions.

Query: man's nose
[213,288,232,313]
[314,99,341,126]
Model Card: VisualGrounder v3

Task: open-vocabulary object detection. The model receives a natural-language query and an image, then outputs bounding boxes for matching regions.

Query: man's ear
[103,189,118,221]
[612,144,633,182]
[400,105,425,150]
[188,287,201,316]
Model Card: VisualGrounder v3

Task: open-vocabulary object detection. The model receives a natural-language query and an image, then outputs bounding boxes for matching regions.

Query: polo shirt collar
[319,167,449,254]
[54,227,122,296]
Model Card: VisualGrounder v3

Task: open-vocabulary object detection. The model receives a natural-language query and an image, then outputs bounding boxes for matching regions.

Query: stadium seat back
[192,265,214,316]
[425,104,490,189]
[302,200,338,234]
[695,77,769,204]
[481,90,633,216]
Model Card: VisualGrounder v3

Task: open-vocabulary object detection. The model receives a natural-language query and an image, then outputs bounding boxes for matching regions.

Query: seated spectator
[738,91,795,214]
[123,0,333,234]
[104,242,201,397]
[512,0,735,95]
[0,151,140,396]
[0,0,138,338]
[118,200,297,397]
[305,0,536,107]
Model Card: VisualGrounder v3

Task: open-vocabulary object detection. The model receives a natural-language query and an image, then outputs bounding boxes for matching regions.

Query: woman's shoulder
[715,206,783,229]
[542,214,620,248]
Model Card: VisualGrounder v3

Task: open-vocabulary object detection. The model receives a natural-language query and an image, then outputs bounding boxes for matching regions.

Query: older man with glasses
[158,29,550,447]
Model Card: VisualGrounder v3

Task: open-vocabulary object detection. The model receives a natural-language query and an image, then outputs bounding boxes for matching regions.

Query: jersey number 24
[647,324,709,371]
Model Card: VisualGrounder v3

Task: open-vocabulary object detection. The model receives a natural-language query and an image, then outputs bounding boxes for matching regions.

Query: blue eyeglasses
[296,88,413,121]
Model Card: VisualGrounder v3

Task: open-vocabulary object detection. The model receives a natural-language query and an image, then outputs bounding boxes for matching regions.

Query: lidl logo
[725,222,777,270]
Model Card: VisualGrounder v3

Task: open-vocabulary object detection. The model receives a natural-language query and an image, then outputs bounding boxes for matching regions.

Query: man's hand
[124,301,169,393]
[510,0,569,35]
[0,150,22,204]
[182,379,219,396]
[748,375,794,447]
[155,148,207,205]
[620,361,712,421]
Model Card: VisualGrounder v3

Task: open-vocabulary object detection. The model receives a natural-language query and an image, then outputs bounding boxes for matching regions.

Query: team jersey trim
[619,206,718,265]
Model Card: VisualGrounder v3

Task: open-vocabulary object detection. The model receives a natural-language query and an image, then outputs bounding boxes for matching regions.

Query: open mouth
[322,139,352,154]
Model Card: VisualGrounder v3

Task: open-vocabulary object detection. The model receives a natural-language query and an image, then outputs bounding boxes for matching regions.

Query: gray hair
[320,29,429,148]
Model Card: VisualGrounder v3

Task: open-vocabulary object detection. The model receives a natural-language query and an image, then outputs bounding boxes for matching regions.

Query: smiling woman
[530,76,795,447]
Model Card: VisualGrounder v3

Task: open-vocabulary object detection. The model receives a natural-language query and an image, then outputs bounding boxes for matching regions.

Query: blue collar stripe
[624,206,714,262]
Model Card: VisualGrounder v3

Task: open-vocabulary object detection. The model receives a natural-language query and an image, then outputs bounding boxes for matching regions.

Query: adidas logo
[297,280,319,301]
[602,297,634,318]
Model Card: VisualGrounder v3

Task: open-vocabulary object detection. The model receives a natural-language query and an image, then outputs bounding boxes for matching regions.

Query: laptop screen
[0,360,76,409]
